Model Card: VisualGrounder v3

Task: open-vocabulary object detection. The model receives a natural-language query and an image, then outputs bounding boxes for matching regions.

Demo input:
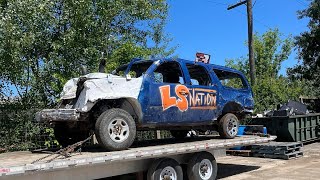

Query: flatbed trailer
[0,135,276,180]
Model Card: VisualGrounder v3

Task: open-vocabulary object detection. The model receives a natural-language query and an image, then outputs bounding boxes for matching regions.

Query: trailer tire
[187,152,217,180]
[147,158,183,180]
[170,130,189,139]
[96,108,136,151]
[218,113,239,139]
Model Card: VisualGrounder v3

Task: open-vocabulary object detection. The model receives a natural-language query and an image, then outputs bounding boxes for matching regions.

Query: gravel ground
[217,141,320,180]
[104,141,320,180]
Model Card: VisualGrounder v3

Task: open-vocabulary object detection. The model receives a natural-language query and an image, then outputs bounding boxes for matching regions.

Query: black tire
[218,113,239,139]
[181,164,189,180]
[187,152,217,180]
[95,111,106,145]
[95,108,136,151]
[54,123,88,147]
[170,130,189,139]
[147,158,183,180]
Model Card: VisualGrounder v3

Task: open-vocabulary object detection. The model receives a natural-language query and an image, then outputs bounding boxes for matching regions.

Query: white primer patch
[60,73,143,112]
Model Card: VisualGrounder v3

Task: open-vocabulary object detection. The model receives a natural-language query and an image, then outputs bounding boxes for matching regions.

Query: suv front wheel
[218,113,239,139]
[95,108,136,151]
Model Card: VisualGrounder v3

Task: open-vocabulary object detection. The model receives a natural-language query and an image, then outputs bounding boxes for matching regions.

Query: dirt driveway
[217,141,320,180]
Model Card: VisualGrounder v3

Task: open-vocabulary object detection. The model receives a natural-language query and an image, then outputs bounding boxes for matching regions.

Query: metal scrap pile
[262,100,308,117]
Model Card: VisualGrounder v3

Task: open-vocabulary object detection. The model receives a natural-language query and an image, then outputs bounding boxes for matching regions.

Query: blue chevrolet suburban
[36,58,254,150]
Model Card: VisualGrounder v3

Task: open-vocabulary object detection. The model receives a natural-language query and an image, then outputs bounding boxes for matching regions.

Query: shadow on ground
[99,163,260,180]
[217,163,260,179]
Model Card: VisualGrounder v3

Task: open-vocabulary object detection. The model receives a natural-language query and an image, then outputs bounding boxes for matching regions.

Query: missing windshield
[113,61,153,78]
[213,69,248,89]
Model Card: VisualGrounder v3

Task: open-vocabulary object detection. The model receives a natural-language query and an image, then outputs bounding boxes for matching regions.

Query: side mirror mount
[99,59,106,73]
[126,74,132,81]
[80,65,88,75]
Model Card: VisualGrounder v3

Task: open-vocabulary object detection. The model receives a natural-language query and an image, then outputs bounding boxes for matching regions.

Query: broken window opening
[153,61,185,84]
[213,69,247,89]
[114,61,153,78]
[186,64,212,86]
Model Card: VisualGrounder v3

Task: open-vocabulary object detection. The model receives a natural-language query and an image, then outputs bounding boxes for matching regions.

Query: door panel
[181,63,219,123]
[142,61,219,125]
[143,61,186,124]
[145,83,184,123]
[182,86,218,122]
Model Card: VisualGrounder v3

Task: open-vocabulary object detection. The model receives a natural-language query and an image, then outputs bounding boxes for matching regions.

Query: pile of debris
[261,100,309,117]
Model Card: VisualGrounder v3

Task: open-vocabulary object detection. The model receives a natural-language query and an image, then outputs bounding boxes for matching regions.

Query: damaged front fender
[62,73,144,112]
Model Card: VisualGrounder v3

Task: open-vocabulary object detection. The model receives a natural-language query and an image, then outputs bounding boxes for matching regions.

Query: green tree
[226,29,303,113]
[0,0,173,151]
[288,0,320,96]
[0,0,173,104]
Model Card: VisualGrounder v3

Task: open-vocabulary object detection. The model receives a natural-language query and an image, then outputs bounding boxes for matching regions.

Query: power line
[206,1,292,39]
[227,0,247,10]
[231,8,293,40]
[253,0,257,8]
[206,0,270,29]
[206,0,228,6]
[296,0,308,6]
[233,8,271,29]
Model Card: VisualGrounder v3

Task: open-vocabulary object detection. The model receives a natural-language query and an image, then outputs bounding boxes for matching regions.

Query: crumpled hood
[61,73,144,112]
[61,73,118,100]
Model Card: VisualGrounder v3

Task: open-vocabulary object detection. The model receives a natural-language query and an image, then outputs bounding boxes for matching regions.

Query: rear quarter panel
[210,66,254,117]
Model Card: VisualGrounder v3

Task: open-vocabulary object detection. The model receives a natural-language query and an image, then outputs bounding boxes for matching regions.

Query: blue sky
[165,0,310,75]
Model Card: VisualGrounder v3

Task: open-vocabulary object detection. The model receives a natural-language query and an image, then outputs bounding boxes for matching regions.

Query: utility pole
[228,0,256,86]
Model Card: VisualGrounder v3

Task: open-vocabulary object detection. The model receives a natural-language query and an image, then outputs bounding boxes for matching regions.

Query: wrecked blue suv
[36,58,254,150]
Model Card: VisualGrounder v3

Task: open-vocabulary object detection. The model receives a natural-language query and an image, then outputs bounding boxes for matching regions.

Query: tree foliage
[226,29,303,113]
[0,0,173,151]
[288,0,320,96]
[0,0,173,104]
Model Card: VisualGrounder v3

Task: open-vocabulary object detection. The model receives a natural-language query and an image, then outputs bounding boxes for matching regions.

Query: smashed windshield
[113,60,154,78]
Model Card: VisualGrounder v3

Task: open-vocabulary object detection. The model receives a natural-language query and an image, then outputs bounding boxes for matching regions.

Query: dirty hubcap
[107,118,129,143]
[227,117,238,137]
[160,166,177,180]
[199,159,213,180]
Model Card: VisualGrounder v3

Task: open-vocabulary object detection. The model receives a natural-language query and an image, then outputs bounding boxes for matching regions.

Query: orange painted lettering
[159,85,176,111]
[175,85,189,111]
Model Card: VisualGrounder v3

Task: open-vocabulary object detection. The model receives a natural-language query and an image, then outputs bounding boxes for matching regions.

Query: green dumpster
[249,113,320,142]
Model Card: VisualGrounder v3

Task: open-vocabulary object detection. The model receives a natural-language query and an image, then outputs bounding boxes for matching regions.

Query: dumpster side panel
[250,114,320,142]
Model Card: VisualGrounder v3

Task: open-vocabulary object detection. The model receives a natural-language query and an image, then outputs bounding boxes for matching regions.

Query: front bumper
[244,108,254,113]
[35,109,81,122]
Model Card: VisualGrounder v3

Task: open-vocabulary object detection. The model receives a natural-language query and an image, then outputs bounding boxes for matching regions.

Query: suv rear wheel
[218,113,239,139]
